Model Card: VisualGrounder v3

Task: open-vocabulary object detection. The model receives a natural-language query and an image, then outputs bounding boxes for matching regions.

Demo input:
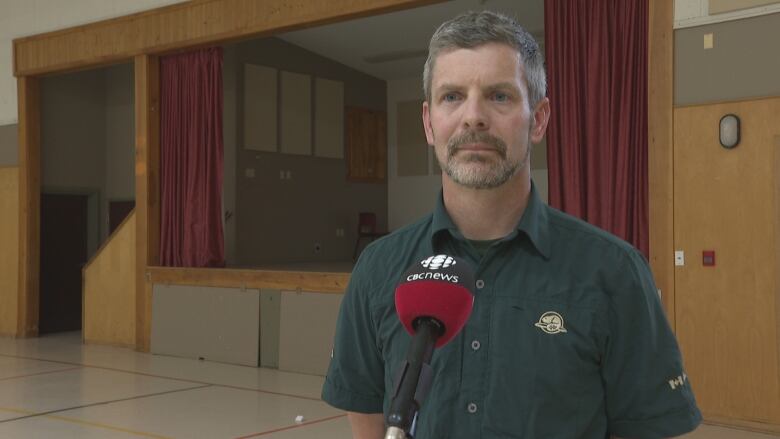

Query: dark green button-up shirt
[322,184,701,438]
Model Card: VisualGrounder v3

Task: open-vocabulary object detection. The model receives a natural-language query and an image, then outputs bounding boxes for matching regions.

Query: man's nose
[462,97,489,130]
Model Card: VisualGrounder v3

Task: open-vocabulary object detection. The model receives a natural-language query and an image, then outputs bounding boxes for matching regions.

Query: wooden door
[346,106,387,182]
[39,193,88,334]
[673,98,780,425]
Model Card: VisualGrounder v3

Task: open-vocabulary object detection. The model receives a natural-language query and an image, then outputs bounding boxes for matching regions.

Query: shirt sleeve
[321,253,385,413]
[601,249,702,439]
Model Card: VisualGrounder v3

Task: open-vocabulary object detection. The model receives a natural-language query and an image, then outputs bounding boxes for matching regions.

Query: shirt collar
[430,180,551,259]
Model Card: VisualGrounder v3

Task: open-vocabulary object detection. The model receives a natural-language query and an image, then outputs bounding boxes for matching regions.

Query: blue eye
[493,92,510,102]
[443,93,459,102]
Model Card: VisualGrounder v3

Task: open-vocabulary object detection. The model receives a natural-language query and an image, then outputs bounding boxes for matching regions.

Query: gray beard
[440,130,531,190]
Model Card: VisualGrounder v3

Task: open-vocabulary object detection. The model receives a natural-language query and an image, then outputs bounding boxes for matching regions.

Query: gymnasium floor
[0,332,777,439]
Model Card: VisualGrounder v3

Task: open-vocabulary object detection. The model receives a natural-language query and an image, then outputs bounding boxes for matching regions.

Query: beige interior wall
[314,77,345,159]
[41,69,106,191]
[83,212,136,346]
[104,63,135,206]
[675,12,780,105]
[396,99,428,177]
[387,77,442,231]
[279,71,312,156]
[709,0,780,14]
[243,64,278,153]
[0,166,19,336]
[0,124,18,166]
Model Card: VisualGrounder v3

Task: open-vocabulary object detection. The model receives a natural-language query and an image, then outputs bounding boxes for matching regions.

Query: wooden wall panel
[146,266,349,294]
[0,167,19,336]
[135,55,160,352]
[244,64,278,152]
[314,77,345,159]
[280,71,312,155]
[150,285,260,367]
[83,213,136,347]
[13,0,443,77]
[648,0,675,323]
[16,77,40,337]
[278,291,343,375]
[674,98,780,426]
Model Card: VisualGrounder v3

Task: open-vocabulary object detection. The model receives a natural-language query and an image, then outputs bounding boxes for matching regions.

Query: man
[323,10,701,439]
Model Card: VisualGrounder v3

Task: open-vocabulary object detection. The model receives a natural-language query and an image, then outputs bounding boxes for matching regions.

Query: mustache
[447,131,507,158]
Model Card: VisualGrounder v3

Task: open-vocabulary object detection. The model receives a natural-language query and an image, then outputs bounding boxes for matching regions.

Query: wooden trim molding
[647,0,675,326]
[12,0,443,77]
[135,54,161,352]
[775,134,780,408]
[704,417,780,435]
[16,76,40,337]
[146,267,349,294]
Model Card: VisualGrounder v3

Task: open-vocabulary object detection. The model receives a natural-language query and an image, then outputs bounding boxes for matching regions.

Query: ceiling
[277,0,544,81]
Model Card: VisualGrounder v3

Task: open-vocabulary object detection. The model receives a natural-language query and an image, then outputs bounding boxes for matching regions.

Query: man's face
[422,42,548,190]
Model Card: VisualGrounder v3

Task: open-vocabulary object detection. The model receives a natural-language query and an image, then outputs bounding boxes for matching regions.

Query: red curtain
[159,47,225,267]
[544,0,649,256]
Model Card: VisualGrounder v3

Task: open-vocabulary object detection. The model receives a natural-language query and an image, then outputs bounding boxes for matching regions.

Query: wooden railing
[83,211,136,347]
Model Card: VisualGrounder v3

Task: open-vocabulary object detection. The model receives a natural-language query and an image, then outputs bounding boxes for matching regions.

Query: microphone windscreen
[395,255,475,348]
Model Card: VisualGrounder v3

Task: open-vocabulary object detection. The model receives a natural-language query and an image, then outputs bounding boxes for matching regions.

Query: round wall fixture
[719,114,740,149]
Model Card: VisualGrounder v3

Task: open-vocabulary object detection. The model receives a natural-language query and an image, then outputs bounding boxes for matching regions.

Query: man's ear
[530,97,550,144]
[422,100,435,146]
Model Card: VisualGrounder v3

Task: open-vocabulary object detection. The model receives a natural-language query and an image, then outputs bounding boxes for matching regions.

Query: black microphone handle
[386,317,443,436]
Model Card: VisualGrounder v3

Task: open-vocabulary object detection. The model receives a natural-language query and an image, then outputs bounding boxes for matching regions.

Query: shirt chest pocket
[491,296,602,382]
[484,297,604,437]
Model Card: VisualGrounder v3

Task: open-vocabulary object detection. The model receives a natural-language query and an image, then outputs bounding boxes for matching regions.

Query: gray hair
[423,10,546,108]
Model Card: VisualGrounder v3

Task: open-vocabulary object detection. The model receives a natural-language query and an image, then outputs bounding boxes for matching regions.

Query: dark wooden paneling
[17,76,40,337]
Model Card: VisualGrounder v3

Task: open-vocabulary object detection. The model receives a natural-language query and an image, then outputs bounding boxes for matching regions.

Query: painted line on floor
[0,353,324,402]
[0,406,36,415]
[234,413,347,438]
[37,414,174,439]
[0,366,82,382]
[218,384,323,401]
[0,384,211,425]
[0,405,172,438]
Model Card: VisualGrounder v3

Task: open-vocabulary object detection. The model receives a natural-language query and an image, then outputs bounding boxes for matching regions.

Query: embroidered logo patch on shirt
[668,372,689,390]
[535,311,568,334]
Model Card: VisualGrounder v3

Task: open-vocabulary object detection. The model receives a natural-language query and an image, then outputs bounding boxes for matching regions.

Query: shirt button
[476,279,485,289]
[467,402,478,414]
[471,340,481,351]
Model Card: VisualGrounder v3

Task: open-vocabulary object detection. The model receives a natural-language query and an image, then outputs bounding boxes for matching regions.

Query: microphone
[385,254,475,439]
